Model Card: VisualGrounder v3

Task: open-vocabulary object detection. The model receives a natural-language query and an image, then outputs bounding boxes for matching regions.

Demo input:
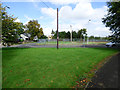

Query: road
[87,53,120,88]
[1,43,114,48]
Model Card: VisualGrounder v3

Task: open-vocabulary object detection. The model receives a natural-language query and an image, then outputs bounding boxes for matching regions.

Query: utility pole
[87,36,89,44]
[57,8,59,49]
[70,25,72,42]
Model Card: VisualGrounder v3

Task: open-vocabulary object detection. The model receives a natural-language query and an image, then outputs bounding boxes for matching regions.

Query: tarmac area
[1,43,119,48]
[87,53,119,88]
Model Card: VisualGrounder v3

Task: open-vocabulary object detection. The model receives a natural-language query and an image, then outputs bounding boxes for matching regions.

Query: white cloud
[39,16,44,19]
[43,27,53,36]
[41,8,57,19]
[41,1,110,37]
[23,15,44,25]
[23,21,29,25]
[48,0,89,5]
[24,15,32,20]
[2,0,115,3]
[59,2,108,22]
[14,18,21,22]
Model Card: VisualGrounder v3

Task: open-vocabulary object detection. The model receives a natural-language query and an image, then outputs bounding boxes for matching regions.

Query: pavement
[1,44,119,50]
[87,53,120,88]
[0,43,111,48]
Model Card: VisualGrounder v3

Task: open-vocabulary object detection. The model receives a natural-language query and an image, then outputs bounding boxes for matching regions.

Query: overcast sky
[2,0,112,37]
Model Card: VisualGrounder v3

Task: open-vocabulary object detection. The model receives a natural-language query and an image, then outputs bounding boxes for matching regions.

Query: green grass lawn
[85,42,107,45]
[2,48,118,88]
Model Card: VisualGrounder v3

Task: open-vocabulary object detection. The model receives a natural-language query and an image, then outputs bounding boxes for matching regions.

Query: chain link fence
[36,38,108,47]
[1,38,109,48]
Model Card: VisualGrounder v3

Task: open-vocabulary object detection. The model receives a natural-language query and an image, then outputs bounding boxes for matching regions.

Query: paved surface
[1,44,119,50]
[0,43,111,48]
[87,53,120,88]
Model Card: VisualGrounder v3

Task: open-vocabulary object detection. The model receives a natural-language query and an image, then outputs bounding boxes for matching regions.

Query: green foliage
[52,28,87,40]
[94,37,101,40]
[1,4,24,46]
[41,35,48,39]
[51,29,55,35]
[59,31,66,39]
[72,31,77,38]
[53,30,74,39]
[66,31,70,39]
[77,28,87,40]
[25,20,43,40]
[102,1,120,42]
[52,30,57,39]
[89,36,94,40]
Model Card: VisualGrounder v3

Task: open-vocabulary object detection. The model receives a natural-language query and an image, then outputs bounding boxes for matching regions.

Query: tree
[66,31,70,39]
[94,36,101,40]
[41,35,47,39]
[89,36,94,40]
[59,31,66,39]
[77,28,87,41]
[51,29,55,35]
[15,22,25,35]
[25,20,43,40]
[53,30,57,39]
[77,30,82,39]
[72,31,77,38]
[102,1,120,42]
[1,4,24,46]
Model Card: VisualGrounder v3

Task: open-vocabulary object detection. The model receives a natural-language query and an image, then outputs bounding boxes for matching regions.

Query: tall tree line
[52,28,87,40]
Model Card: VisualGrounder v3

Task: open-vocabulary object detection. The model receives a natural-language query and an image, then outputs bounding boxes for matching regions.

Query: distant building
[48,35,53,40]
[20,34,29,40]
[24,33,31,38]
[33,36,38,41]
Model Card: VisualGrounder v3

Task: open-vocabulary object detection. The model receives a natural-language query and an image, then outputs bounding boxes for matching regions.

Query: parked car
[106,42,116,47]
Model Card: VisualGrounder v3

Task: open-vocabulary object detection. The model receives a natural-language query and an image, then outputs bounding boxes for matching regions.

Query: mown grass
[2,47,118,88]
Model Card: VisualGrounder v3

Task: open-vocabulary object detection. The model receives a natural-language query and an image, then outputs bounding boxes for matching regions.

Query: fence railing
[38,39,108,43]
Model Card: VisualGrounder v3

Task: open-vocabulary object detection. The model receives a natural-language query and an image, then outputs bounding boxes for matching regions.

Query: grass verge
[2,47,118,88]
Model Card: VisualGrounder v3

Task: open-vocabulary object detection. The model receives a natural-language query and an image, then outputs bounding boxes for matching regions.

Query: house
[48,35,53,40]
[20,34,29,40]
[33,36,38,41]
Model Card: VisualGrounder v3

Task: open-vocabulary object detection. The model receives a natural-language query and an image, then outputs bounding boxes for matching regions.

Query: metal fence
[37,38,108,43]
[36,38,108,48]
[1,38,108,48]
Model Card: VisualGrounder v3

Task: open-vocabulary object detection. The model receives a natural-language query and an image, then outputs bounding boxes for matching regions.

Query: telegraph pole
[57,8,59,49]
[70,25,72,42]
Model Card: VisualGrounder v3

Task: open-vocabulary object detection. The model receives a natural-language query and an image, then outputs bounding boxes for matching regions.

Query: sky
[2,0,112,37]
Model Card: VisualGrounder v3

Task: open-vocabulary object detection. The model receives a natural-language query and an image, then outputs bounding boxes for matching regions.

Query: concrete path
[87,53,119,88]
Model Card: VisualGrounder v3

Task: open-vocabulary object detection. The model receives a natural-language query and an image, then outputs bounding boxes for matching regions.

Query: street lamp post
[86,19,91,45]
[83,34,85,48]
[70,25,72,42]
[87,36,89,44]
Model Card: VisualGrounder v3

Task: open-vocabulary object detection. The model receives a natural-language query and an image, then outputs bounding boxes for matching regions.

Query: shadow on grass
[88,47,120,52]
[2,47,119,63]
[2,47,30,62]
